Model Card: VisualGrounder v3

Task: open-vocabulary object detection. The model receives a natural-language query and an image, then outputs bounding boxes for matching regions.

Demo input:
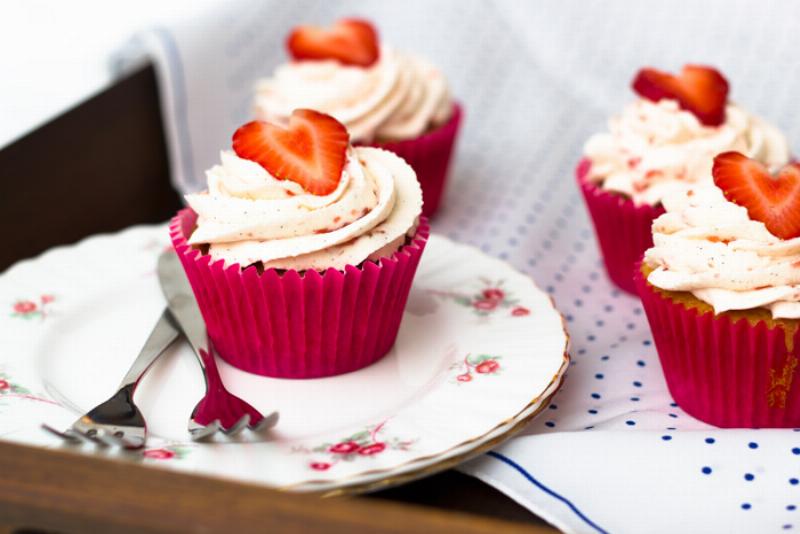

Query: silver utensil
[42,309,180,449]
[157,250,278,441]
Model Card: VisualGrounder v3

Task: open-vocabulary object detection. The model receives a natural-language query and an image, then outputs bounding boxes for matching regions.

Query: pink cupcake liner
[577,158,665,295]
[365,102,463,218]
[635,262,800,428]
[169,208,430,379]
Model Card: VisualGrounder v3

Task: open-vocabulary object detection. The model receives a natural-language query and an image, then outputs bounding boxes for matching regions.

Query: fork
[42,309,180,449]
[157,250,279,440]
[185,341,279,440]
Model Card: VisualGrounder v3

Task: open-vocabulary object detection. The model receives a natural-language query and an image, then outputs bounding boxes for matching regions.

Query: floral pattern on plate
[0,371,58,407]
[143,444,193,461]
[450,354,503,384]
[429,278,530,318]
[296,420,417,471]
[10,295,55,320]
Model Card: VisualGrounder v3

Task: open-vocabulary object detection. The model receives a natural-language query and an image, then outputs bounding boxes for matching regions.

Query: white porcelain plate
[0,224,568,495]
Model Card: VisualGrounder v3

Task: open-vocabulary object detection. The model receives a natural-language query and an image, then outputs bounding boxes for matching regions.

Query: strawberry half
[632,65,729,126]
[712,151,800,240]
[287,18,379,67]
[232,110,349,196]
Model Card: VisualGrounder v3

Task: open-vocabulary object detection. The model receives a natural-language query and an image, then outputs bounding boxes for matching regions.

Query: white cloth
[115,1,800,532]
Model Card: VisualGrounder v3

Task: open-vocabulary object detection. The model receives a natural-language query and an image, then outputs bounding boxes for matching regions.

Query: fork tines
[41,423,145,449]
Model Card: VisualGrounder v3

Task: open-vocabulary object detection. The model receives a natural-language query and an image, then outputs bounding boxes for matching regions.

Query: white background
[0,0,219,148]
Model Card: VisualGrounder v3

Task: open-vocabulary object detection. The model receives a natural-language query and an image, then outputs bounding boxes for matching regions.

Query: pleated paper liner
[635,261,800,428]
[577,158,664,294]
[170,208,430,379]
[365,103,463,218]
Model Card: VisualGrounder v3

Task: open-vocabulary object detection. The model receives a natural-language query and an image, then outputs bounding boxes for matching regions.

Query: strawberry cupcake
[170,109,428,378]
[579,64,789,294]
[254,18,461,217]
[636,152,800,427]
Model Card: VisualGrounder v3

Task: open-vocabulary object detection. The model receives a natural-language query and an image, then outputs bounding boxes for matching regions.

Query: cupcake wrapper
[365,103,463,218]
[635,263,800,428]
[577,159,664,295]
[169,209,430,379]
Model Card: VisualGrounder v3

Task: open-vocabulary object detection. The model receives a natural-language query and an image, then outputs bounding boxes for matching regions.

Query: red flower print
[13,301,37,314]
[358,442,386,455]
[310,462,332,471]
[303,421,411,466]
[482,288,505,302]
[456,373,473,382]
[329,441,360,454]
[473,299,498,311]
[40,295,55,304]
[0,379,9,391]
[512,306,531,316]
[143,448,175,460]
[476,360,500,374]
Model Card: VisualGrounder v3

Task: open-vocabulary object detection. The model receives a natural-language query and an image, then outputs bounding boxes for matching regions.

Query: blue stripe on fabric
[487,451,609,534]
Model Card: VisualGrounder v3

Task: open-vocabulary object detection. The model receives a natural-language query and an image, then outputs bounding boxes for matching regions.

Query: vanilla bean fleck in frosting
[254,47,452,143]
[584,99,789,206]
[644,186,800,319]
[185,147,422,271]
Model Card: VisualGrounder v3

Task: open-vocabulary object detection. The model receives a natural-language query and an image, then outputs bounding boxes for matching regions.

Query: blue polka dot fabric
[140,0,800,530]
[434,2,800,531]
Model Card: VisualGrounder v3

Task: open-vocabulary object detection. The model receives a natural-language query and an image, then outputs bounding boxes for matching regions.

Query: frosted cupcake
[169,109,429,378]
[254,18,461,217]
[578,64,789,294]
[636,152,800,427]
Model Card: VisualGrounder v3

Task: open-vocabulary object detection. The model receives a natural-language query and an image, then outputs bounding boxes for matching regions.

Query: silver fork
[42,309,180,449]
[157,250,279,441]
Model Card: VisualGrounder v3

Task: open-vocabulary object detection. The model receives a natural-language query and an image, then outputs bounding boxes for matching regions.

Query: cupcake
[169,108,429,379]
[636,152,800,427]
[254,18,461,217]
[578,64,789,294]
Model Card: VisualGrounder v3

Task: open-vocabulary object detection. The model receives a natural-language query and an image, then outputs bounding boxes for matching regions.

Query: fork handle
[118,309,181,389]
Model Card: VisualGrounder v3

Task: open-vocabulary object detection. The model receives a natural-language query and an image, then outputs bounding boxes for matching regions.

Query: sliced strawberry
[632,65,729,126]
[712,151,800,240]
[287,18,379,67]
[232,109,349,196]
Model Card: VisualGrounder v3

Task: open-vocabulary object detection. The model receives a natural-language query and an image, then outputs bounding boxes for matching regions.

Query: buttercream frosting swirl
[644,186,800,319]
[584,99,789,206]
[185,147,422,271]
[254,47,452,143]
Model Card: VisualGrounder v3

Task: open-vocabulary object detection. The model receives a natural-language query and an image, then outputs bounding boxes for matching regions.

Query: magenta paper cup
[635,263,800,428]
[577,158,665,295]
[366,103,463,218]
[169,208,430,379]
